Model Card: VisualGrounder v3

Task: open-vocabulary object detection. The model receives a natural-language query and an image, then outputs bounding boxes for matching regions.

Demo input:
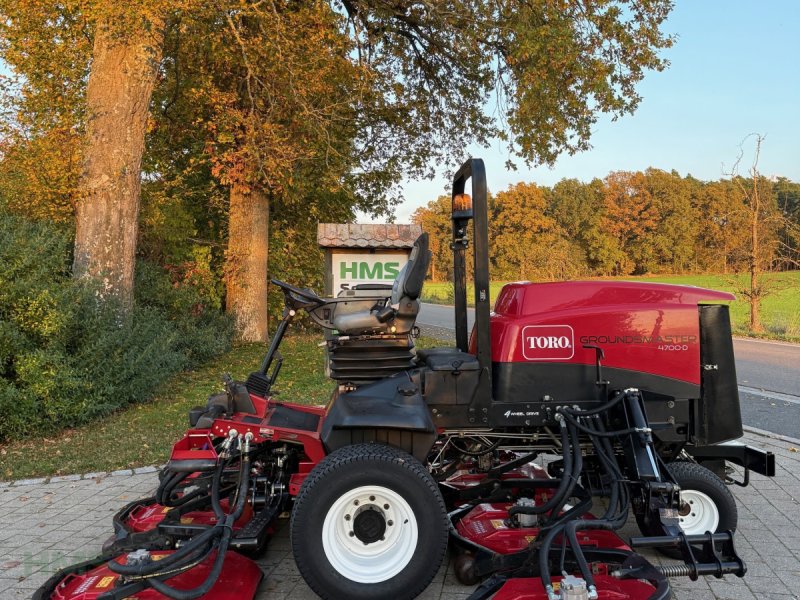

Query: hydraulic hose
[147,516,234,600]
[559,410,642,438]
[538,411,632,598]
[111,454,234,579]
[112,441,253,599]
[561,390,625,417]
[509,420,582,520]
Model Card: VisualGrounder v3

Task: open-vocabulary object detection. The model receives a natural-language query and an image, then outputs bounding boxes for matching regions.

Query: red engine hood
[493,281,735,316]
[477,281,734,386]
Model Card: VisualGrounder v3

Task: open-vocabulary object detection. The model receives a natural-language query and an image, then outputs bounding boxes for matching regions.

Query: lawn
[0,333,443,481]
[421,272,800,341]
[0,334,330,481]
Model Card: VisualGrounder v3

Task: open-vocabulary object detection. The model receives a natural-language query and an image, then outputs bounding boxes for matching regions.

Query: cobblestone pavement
[1,431,798,600]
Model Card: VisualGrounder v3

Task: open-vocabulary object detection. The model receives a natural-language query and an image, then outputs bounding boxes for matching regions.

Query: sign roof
[317,223,422,249]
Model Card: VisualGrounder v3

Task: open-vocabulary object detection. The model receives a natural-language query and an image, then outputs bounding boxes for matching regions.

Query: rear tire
[637,461,737,559]
[291,443,448,600]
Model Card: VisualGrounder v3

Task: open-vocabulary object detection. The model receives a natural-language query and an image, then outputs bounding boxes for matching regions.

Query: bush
[0,212,232,441]
[135,259,233,367]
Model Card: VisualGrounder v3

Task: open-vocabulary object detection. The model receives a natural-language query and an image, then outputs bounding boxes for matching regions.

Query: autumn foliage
[413,170,800,283]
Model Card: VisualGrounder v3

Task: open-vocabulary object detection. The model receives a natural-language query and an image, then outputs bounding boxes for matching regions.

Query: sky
[360,1,800,224]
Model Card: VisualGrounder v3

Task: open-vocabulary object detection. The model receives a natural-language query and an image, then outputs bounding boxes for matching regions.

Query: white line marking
[738,385,800,406]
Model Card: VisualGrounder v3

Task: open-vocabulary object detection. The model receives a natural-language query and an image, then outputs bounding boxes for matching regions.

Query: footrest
[231,495,287,551]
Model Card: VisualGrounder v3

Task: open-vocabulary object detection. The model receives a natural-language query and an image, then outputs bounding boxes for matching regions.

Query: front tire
[637,461,737,559]
[291,443,448,600]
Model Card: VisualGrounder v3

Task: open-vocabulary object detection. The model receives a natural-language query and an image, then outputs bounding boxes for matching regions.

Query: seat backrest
[391,233,431,304]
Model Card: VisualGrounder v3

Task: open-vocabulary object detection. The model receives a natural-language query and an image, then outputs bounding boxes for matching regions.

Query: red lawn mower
[36,159,775,600]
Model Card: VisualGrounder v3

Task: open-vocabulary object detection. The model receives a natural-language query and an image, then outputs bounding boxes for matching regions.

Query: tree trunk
[226,184,270,342]
[749,172,763,333]
[73,14,164,308]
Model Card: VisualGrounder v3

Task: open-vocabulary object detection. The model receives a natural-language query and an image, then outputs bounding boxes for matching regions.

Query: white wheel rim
[321,485,418,583]
[678,489,720,535]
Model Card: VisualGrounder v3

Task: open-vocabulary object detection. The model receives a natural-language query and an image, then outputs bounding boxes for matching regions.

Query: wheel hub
[353,507,387,544]
[678,489,720,535]
[322,484,419,583]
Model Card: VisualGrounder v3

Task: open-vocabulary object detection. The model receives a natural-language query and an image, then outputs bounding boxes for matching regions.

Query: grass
[0,333,443,481]
[421,271,800,341]
[0,335,329,481]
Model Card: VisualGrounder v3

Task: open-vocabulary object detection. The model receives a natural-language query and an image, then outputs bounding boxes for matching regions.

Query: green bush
[134,260,233,367]
[0,212,232,441]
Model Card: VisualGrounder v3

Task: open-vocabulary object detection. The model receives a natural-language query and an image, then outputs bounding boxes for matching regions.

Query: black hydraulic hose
[148,516,234,600]
[508,425,571,518]
[111,460,230,578]
[559,409,641,438]
[146,448,250,599]
[561,390,626,417]
[156,471,187,506]
[509,421,583,520]
[230,454,251,521]
[210,456,229,520]
[109,526,219,576]
[538,522,565,595]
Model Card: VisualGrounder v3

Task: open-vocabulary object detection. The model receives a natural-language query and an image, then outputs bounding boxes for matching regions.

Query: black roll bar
[452,158,492,405]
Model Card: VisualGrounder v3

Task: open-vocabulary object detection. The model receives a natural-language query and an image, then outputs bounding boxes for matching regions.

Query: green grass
[421,272,800,341]
[0,333,444,481]
[0,335,330,481]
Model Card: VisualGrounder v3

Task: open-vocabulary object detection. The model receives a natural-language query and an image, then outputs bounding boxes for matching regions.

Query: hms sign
[521,325,575,361]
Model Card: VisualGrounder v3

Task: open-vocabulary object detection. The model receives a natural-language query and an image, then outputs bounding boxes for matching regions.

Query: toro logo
[521,325,575,361]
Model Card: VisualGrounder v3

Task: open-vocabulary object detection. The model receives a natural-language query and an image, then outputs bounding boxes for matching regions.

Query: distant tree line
[413,169,800,283]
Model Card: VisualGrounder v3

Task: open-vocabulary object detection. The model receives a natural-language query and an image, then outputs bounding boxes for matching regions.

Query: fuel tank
[477,281,742,444]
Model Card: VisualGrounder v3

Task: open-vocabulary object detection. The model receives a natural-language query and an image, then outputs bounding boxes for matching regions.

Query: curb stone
[742,424,800,447]
[1,465,162,487]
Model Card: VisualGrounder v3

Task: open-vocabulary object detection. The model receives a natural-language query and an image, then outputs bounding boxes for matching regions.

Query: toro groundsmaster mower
[36,159,775,600]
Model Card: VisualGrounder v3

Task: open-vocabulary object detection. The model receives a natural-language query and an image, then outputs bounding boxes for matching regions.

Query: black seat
[332,233,431,335]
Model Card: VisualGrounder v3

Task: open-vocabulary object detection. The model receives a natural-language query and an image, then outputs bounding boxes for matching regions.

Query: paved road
[2,431,798,600]
[418,303,800,439]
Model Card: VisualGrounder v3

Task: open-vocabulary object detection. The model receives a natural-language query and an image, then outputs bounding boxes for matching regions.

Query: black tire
[636,461,737,559]
[290,443,448,600]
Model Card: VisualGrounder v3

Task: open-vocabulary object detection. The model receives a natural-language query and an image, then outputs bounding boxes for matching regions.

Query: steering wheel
[271,279,324,306]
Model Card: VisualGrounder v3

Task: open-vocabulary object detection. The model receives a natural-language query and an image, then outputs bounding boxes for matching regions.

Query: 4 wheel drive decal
[521,325,575,361]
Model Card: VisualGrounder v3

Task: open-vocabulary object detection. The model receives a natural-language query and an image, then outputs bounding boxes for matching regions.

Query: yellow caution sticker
[490,519,506,529]
[180,517,194,524]
[162,507,170,514]
[96,576,116,589]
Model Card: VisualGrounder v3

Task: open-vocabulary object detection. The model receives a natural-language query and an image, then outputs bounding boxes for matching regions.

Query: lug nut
[349,531,355,537]
[344,515,351,521]
[354,500,359,506]
[384,504,389,510]
[387,520,393,526]
[369,495,375,501]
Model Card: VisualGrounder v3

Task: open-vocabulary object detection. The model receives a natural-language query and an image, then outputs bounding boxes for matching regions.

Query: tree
[725,134,782,333]
[0,2,91,223]
[411,196,453,282]
[2,0,676,334]
[72,8,167,308]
